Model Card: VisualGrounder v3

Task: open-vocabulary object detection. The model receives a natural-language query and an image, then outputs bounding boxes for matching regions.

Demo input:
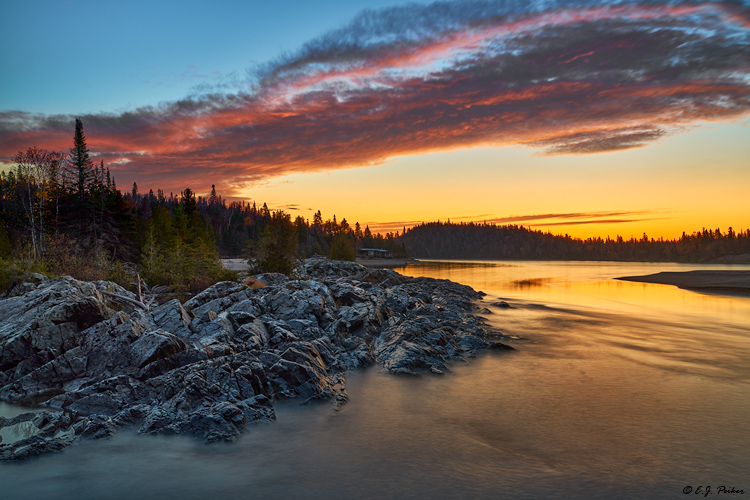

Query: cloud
[528,217,663,227]
[1,0,749,194]
[365,209,664,233]
[484,209,662,224]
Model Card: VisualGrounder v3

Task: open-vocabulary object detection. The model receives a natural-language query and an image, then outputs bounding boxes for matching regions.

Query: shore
[355,258,415,268]
[616,270,750,296]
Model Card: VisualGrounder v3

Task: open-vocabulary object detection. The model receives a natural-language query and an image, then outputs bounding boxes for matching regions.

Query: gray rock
[0,259,512,460]
[150,299,192,339]
[492,300,512,308]
[183,281,247,313]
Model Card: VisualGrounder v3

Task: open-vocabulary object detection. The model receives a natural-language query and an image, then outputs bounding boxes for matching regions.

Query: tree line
[399,221,750,262]
[0,119,407,292]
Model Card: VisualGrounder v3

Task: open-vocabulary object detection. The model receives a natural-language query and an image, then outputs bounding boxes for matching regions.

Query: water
[1,260,749,499]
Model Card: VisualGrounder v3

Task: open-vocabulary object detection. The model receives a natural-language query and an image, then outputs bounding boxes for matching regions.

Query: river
[1,260,749,499]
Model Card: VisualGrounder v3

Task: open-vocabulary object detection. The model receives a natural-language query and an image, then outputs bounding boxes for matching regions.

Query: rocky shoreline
[0,258,512,461]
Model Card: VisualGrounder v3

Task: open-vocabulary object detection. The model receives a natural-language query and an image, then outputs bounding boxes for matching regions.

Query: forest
[400,221,750,262]
[0,120,407,294]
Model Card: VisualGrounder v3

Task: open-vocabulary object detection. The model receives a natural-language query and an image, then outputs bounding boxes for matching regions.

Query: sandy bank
[616,270,750,296]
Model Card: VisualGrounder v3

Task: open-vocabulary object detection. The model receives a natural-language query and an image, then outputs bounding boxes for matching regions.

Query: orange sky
[246,118,750,239]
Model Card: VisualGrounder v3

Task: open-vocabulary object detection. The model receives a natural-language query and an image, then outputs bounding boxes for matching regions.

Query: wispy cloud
[1,0,749,194]
[484,210,662,224]
[528,217,664,227]
[367,209,664,233]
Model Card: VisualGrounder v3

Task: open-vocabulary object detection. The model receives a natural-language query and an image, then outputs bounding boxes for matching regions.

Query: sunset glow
[1,0,749,238]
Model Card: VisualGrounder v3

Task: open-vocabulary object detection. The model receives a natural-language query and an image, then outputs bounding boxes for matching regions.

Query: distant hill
[398,222,750,263]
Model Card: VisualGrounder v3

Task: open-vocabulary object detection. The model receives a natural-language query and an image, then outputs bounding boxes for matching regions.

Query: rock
[0,277,114,390]
[183,281,247,314]
[0,272,49,298]
[254,273,290,286]
[130,330,188,369]
[150,299,192,339]
[492,300,512,308]
[0,259,512,460]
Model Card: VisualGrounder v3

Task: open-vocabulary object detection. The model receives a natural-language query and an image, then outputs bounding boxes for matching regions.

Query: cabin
[357,248,391,259]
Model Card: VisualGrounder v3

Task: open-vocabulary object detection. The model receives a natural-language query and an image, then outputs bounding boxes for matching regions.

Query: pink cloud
[1,1,749,196]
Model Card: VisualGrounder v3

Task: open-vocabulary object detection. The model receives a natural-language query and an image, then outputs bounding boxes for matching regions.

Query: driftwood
[99,290,155,311]
[99,274,155,311]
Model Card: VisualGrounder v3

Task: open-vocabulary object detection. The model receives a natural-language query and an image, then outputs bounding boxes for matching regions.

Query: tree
[0,222,11,258]
[65,118,96,245]
[68,118,94,199]
[13,146,65,257]
[313,210,323,228]
[256,210,298,275]
[327,232,356,261]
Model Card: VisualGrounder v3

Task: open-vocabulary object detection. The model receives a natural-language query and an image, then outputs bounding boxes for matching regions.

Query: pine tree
[65,118,96,245]
[69,118,94,199]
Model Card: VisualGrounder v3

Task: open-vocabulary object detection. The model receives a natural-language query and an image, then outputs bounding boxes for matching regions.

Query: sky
[1,0,748,239]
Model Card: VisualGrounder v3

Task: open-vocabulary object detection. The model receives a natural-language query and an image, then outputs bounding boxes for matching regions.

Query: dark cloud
[1,0,749,194]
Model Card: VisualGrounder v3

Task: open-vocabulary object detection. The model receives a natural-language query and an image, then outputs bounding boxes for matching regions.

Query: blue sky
[0,0,425,114]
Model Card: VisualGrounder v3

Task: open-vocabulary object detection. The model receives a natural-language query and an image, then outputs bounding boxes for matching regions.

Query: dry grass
[243,276,267,289]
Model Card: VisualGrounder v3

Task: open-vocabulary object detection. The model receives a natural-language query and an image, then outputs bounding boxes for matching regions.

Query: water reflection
[512,277,556,288]
[398,260,750,328]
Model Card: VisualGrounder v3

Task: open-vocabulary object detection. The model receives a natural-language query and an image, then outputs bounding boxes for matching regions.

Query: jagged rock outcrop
[0,257,512,460]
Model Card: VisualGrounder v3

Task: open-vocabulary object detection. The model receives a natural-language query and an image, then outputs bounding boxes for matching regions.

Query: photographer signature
[684,486,745,496]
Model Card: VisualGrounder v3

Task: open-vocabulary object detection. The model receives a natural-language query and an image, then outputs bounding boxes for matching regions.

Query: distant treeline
[399,221,750,262]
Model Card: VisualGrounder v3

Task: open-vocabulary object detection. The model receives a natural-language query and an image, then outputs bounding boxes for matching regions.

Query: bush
[327,233,356,261]
[256,211,298,275]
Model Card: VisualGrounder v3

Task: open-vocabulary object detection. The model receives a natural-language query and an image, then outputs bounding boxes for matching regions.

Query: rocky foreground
[0,258,511,460]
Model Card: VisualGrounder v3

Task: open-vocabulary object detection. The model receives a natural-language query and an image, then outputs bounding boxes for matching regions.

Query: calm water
[1,260,749,499]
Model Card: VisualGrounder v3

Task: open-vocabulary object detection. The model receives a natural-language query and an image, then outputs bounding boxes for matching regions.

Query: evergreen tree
[256,210,298,275]
[327,232,356,261]
[68,118,94,199]
[65,118,96,245]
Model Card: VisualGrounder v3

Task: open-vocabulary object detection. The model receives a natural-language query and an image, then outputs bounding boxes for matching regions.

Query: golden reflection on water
[379,261,750,491]
[397,260,750,326]
[401,260,750,381]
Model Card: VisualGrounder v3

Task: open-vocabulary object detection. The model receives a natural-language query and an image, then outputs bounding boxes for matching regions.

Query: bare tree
[13,147,65,257]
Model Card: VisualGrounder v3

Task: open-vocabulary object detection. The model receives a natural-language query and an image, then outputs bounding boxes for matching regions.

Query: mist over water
[1,261,748,499]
